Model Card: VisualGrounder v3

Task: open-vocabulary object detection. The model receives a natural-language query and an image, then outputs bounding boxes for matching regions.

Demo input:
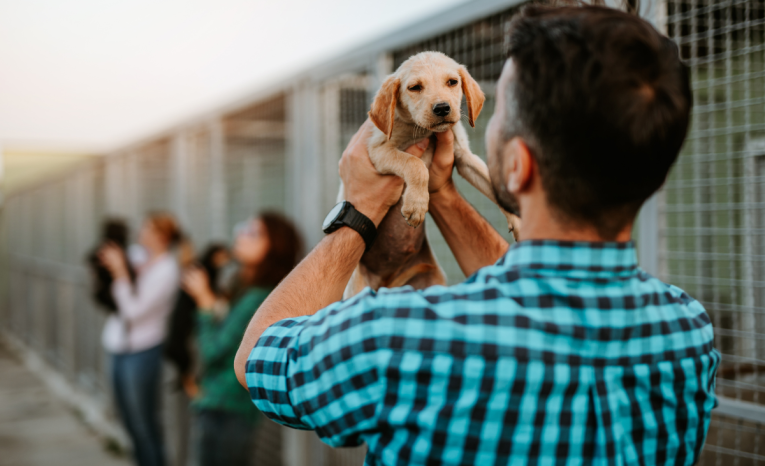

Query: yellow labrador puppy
[342,51,521,297]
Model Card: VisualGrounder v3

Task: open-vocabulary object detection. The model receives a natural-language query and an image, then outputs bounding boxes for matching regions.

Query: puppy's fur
[341,52,521,297]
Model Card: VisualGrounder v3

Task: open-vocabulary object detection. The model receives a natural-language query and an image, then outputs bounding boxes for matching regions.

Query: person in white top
[100,212,183,466]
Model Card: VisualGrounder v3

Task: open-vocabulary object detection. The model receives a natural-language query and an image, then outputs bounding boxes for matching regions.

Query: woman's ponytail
[146,211,194,266]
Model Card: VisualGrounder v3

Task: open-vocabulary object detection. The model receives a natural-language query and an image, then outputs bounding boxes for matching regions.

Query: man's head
[487,5,692,240]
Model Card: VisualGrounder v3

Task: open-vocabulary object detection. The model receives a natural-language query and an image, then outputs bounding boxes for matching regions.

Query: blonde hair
[146,211,194,265]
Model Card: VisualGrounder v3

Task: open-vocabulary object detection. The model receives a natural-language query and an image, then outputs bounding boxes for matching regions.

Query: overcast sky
[0,0,467,153]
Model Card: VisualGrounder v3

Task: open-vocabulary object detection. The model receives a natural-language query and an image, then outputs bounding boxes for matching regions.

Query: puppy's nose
[432,102,451,117]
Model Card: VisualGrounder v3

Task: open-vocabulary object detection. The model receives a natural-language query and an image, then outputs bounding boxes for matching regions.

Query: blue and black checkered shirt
[246,240,719,465]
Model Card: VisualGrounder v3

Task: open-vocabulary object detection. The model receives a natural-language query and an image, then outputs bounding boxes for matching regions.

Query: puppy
[342,51,521,297]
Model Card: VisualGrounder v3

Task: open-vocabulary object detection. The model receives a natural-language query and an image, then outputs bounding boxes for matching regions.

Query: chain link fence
[1,0,763,464]
[662,0,765,463]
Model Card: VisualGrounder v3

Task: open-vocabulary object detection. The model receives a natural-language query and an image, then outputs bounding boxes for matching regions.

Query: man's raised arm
[234,122,429,387]
[427,131,510,277]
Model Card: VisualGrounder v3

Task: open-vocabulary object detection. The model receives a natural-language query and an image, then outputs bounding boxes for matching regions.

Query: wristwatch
[322,201,377,252]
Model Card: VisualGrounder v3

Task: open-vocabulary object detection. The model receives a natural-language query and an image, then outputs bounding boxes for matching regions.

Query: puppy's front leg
[368,143,429,228]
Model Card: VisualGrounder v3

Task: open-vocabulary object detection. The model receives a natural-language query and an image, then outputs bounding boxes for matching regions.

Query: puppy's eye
[408,84,422,92]
[448,79,458,87]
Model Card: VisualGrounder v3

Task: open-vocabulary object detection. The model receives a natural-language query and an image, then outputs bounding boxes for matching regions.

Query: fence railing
[1,0,764,464]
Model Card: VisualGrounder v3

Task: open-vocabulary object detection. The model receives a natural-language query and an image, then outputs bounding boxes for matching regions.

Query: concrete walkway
[0,345,129,466]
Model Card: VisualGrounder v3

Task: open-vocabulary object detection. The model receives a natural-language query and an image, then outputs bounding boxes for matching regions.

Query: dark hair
[88,218,133,312]
[250,212,303,288]
[502,5,692,238]
[199,243,228,293]
[102,219,129,248]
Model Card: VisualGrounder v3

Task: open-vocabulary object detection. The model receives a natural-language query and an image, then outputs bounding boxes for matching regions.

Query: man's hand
[339,120,430,226]
[428,130,456,195]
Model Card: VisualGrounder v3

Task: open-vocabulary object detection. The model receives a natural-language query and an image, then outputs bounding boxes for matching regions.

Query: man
[235,5,719,464]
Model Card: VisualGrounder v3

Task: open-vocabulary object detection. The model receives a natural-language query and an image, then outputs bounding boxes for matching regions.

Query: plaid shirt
[246,240,720,465]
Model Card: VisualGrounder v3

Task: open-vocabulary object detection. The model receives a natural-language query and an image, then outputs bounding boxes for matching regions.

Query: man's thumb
[435,130,454,148]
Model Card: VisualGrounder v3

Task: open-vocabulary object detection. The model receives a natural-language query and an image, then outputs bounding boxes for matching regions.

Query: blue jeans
[112,345,166,466]
[196,409,255,466]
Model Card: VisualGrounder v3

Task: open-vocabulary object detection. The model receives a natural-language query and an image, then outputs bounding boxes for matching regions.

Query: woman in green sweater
[183,212,302,466]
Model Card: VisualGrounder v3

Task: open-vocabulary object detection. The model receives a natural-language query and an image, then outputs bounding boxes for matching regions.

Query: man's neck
[517,202,632,243]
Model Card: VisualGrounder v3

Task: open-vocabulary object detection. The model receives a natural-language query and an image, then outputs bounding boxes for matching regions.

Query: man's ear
[368,76,400,140]
[459,66,485,127]
[504,137,534,194]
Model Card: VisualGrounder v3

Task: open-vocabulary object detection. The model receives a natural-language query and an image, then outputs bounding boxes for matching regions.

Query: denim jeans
[196,409,256,466]
[112,345,165,466]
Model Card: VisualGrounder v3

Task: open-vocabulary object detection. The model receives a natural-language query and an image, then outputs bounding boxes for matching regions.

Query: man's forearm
[235,228,364,386]
[429,182,509,276]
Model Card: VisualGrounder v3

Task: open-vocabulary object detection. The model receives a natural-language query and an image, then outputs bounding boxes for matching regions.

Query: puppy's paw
[401,192,429,228]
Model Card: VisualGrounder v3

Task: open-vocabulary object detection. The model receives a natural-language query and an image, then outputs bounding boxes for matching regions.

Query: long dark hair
[250,212,303,288]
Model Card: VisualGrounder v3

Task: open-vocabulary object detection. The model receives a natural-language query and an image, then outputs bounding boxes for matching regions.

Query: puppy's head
[369,52,485,140]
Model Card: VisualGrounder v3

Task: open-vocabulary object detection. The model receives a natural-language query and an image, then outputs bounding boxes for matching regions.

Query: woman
[165,243,230,397]
[183,212,302,466]
[99,212,184,466]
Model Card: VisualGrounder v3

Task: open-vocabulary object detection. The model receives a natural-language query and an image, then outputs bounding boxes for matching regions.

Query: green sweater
[192,287,270,425]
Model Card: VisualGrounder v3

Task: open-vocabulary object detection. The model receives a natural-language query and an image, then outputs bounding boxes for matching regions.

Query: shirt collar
[500,240,639,278]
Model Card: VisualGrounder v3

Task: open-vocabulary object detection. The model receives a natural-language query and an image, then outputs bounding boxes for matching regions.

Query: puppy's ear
[369,76,400,140]
[459,66,485,127]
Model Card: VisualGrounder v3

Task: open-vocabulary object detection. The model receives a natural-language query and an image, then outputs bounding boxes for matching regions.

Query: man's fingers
[340,121,374,175]
[404,138,430,158]
[346,120,367,149]
[347,120,374,153]
[434,130,454,155]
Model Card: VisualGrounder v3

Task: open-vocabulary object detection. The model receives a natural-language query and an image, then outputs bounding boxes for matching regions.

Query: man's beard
[489,152,521,217]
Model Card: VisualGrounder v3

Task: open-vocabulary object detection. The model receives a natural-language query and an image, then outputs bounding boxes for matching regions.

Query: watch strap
[340,205,377,252]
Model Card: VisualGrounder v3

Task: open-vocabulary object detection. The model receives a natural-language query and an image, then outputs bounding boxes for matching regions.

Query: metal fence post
[637,195,660,277]
[289,81,324,248]
[209,119,228,240]
[172,131,190,230]
[634,0,665,279]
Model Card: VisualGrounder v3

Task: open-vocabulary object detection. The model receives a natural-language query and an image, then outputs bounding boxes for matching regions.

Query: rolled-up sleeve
[245,316,312,429]
[244,289,395,447]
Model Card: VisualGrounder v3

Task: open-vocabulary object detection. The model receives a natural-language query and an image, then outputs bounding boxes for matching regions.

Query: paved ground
[0,345,129,466]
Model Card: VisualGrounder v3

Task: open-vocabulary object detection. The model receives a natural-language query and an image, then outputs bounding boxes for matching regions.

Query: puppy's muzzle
[432,102,451,117]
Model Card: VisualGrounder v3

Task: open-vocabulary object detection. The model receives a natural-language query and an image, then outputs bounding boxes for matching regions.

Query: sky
[0,0,467,154]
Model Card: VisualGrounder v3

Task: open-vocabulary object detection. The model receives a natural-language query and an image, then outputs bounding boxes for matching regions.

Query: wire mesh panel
[137,139,174,215]
[320,74,371,211]
[662,0,765,462]
[224,94,289,239]
[701,412,765,464]
[176,127,215,246]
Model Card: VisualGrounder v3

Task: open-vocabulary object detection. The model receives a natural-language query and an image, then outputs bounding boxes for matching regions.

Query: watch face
[323,202,346,231]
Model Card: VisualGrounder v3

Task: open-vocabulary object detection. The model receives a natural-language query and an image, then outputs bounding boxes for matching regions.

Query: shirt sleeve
[112,260,179,325]
[244,288,393,447]
[196,289,269,367]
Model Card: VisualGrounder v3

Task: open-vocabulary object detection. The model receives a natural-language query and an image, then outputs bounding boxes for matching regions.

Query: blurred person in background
[182,212,302,466]
[86,218,136,311]
[165,243,230,397]
[99,212,186,466]
[164,243,229,466]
